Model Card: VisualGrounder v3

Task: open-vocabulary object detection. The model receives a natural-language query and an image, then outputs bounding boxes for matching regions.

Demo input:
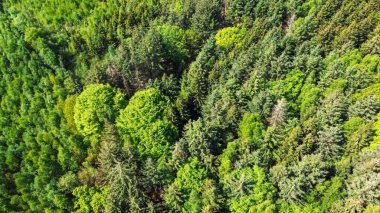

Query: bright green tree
[116,88,178,158]
[74,84,126,137]
[224,166,276,213]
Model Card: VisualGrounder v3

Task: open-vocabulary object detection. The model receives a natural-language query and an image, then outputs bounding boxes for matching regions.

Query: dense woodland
[0,0,379,212]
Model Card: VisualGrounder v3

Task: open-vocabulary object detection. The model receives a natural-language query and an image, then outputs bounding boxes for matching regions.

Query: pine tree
[349,93,380,121]
[269,98,287,128]
[317,125,344,161]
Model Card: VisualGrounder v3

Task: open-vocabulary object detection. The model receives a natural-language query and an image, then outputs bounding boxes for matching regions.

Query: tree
[269,98,287,127]
[305,177,346,212]
[58,172,80,194]
[1,0,380,211]
[180,119,214,165]
[224,166,276,212]
[174,158,208,194]
[274,125,302,164]
[215,27,246,50]
[317,90,346,127]
[63,95,78,131]
[183,189,203,212]
[190,0,220,42]
[97,122,121,181]
[226,0,257,23]
[339,146,380,212]
[371,113,380,148]
[157,24,190,69]
[121,29,168,92]
[317,125,344,161]
[72,186,108,213]
[164,184,183,212]
[104,144,143,212]
[145,74,180,102]
[298,83,320,121]
[248,90,275,118]
[116,88,178,158]
[164,158,210,211]
[270,154,328,204]
[343,117,373,154]
[239,113,265,149]
[218,141,238,180]
[279,69,306,109]
[349,93,380,121]
[181,37,217,108]
[200,179,220,212]
[74,84,126,137]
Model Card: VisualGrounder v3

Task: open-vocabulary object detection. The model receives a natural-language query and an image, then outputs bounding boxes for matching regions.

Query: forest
[0,0,379,212]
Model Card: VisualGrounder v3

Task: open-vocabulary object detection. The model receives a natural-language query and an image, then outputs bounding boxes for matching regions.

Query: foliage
[117,88,178,158]
[158,24,190,68]
[215,27,246,50]
[224,166,276,212]
[72,186,108,213]
[164,158,213,211]
[1,0,379,211]
[74,84,126,137]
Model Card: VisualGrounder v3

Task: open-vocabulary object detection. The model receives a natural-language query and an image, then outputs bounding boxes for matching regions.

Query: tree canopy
[0,0,379,212]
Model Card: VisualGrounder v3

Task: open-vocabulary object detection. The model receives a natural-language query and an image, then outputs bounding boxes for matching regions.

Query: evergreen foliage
[0,0,379,212]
